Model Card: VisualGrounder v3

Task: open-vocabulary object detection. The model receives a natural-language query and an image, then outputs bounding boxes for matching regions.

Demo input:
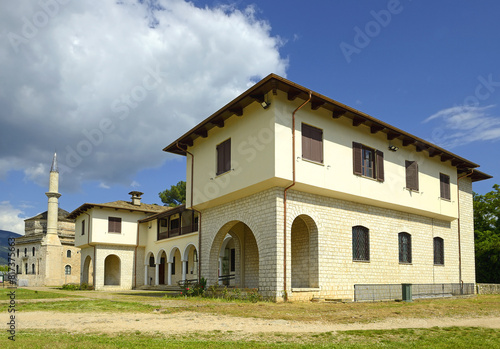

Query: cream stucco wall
[186,92,459,221]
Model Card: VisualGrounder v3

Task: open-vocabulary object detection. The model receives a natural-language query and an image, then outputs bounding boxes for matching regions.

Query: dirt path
[17,311,500,334]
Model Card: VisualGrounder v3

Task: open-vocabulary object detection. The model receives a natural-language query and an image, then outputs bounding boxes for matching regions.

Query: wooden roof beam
[212,119,224,128]
[441,154,452,162]
[331,109,346,119]
[194,129,208,138]
[402,138,415,147]
[311,100,325,110]
[287,89,301,101]
[387,132,400,140]
[370,125,385,134]
[229,106,243,116]
[352,116,365,127]
[428,148,442,157]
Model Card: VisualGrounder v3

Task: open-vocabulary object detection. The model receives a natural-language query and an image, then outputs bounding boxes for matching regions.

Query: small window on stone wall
[67,250,71,258]
[352,225,370,261]
[65,265,71,275]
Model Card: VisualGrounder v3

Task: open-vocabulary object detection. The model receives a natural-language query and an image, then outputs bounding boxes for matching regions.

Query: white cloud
[98,182,111,189]
[130,180,140,188]
[423,105,500,148]
[0,201,26,235]
[0,0,288,191]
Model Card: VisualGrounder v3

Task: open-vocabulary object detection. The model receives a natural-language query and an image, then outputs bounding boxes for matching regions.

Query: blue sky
[1,0,499,234]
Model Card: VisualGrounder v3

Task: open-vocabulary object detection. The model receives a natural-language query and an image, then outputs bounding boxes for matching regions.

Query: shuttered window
[440,173,450,200]
[216,139,231,175]
[302,123,323,163]
[352,225,370,261]
[81,219,85,235]
[108,217,122,233]
[405,161,419,191]
[398,232,412,264]
[434,237,444,265]
[353,142,384,181]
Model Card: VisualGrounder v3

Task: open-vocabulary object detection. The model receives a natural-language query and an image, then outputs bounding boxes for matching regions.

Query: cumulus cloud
[423,105,500,148]
[0,201,26,235]
[0,0,287,191]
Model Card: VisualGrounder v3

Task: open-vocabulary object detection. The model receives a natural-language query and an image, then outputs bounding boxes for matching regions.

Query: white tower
[40,153,64,285]
[42,153,62,246]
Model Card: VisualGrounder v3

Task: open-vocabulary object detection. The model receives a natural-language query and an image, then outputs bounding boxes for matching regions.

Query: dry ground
[8,287,500,335]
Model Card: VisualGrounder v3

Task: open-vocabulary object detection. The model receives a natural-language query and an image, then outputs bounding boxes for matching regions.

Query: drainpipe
[457,169,474,294]
[283,92,312,301]
[176,142,202,283]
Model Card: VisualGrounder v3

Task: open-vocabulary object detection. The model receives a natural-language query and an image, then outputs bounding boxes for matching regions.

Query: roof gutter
[283,92,312,301]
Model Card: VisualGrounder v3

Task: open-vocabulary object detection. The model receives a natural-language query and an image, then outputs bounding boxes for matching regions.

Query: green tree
[473,184,500,283]
[158,181,186,207]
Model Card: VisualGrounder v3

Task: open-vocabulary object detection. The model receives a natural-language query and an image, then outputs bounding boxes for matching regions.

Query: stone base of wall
[289,288,321,302]
[477,283,500,294]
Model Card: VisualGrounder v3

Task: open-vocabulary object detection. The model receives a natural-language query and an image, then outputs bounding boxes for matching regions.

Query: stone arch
[144,251,155,286]
[183,243,198,280]
[82,255,93,286]
[104,254,121,286]
[291,214,319,288]
[169,247,183,284]
[208,220,260,288]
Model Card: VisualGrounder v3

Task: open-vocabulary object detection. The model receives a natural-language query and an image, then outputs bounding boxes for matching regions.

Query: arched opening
[65,265,71,275]
[169,248,182,285]
[82,255,93,285]
[104,254,121,286]
[145,252,155,286]
[209,221,259,289]
[184,244,198,281]
[291,215,319,288]
[157,250,167,285]
[67,250,71,258]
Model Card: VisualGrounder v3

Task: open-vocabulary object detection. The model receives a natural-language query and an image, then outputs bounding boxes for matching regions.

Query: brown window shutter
[353,142,362,175]
[405,161,419,190]
[440,173,450,200]
[216,143,224,175]
[376,150,384,182]
[302,124,323,163]
[224,138,231,172]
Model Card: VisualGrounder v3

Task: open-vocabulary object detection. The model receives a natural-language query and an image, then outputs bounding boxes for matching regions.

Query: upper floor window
[32,247,36,257]
[353,142,384,181]
[17,249,19,258]
[216,138,231,175]
[405,161,419,191]
[108,217,122,234]
[440,173,450,200]
[398,232,412,264]
[301,123,323,163]
[434,237,444,265]
[67,250,71,258]
[24,248,27,257]
[81,220,85,236]
[352,225,370,261]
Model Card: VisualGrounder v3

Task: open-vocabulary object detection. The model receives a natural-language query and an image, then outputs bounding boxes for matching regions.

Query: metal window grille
[65,265,71,275]
[353,226,369,261]
[399,232,412,263]
[434,237,444,265]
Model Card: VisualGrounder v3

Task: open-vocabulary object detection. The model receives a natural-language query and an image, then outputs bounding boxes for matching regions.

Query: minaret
[42,153,62,246]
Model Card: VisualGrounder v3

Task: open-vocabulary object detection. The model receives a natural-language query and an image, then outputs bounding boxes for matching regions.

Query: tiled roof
[67,200,170,219]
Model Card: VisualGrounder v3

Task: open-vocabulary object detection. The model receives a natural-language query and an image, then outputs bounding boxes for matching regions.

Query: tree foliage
[158,181,186,207]
[473,184,500,283]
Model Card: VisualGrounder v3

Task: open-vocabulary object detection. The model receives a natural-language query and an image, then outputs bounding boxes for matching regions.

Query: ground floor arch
[209,221,260,289]
[104,254,121,286]
[291,214,319,289]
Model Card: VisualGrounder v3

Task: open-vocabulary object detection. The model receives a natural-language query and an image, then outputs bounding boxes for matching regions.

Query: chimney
[129,191,144,206]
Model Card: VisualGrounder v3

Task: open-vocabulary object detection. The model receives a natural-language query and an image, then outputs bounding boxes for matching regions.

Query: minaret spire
[50,152,58,172]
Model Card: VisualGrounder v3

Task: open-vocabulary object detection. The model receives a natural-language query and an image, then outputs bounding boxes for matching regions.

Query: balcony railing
[157,223,198,241]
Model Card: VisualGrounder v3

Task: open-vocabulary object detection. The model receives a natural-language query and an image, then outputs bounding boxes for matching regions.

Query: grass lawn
[1,327,499,348]
[0,288,81,300]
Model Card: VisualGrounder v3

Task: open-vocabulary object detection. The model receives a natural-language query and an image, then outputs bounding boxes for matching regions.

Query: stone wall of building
[94,245,135,290]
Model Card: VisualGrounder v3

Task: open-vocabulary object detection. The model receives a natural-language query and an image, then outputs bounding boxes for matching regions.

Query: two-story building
[69,192,200,290]
[163,74,491,301]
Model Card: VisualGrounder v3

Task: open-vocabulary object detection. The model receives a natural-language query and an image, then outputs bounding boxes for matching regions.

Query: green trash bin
[402,283,412,302]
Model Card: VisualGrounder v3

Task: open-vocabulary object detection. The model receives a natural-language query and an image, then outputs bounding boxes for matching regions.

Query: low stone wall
[476,283,500,294]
